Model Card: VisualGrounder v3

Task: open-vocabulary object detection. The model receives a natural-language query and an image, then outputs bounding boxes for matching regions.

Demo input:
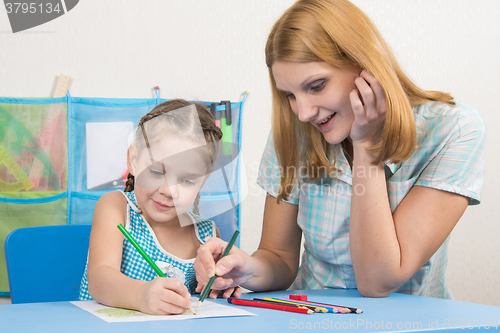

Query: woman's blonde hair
[265,0,454,202]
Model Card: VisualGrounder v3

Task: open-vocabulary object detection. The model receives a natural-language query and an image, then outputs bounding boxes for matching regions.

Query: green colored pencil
[197,230,239,307]
[117,224,196,315]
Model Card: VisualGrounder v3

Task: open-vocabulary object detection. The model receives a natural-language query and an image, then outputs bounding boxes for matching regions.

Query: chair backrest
[4,224,91,304]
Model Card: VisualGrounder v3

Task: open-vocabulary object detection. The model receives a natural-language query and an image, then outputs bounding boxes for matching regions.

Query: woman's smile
[315,112,336,132]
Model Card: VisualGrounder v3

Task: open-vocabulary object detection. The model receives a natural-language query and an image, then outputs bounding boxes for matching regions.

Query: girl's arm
[348,70,470,297]
[195,194,302,292]
[86,191,191,314]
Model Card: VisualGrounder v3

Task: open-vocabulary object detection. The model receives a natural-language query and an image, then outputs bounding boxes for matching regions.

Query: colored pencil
[268,298,346,313]
[264,298,336,313]
[294,299,363,314]
[117,224,196,315]
[197,230,240,307]
[228,298,314,314]
[252,298,316,311]
[254,298,328,313]
[275,298,349,313]
[276,298,361,314]
[253,299,311,309]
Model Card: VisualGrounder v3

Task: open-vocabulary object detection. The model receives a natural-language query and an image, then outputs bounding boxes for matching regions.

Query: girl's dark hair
[124,99,223,215]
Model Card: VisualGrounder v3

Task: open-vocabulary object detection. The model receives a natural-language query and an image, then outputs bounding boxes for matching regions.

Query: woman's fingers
[349,70,387,144]
[195,238,243,289]
[354,75,377,119]
[359,70,386,115]
[223,286,242,298]
[194,237,227,284]
[350,89,365,121]
[353,70,386,118]
[210,275,235,290]
[206,286,242,300]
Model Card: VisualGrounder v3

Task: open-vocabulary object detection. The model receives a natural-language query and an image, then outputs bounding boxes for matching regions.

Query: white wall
[1,0,498,306]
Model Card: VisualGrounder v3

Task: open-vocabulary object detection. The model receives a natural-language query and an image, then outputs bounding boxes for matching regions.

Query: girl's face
[271,61,359,145]
[129,137,210,226]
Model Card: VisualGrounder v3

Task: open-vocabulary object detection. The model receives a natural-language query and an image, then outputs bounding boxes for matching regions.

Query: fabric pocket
[0,194,67,293]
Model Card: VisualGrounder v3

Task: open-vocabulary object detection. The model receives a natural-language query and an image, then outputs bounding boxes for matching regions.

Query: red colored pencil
[227,298,314,314]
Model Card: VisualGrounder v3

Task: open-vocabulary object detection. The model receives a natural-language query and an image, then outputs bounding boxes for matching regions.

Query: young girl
[195,0,485,299]
[79,99,235,315]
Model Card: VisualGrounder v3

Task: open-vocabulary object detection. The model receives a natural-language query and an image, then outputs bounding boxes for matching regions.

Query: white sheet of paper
[85,122,133,190]
[71,298,256,323]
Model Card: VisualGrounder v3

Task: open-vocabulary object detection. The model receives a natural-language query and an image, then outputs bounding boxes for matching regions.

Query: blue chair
[4,224,91,304]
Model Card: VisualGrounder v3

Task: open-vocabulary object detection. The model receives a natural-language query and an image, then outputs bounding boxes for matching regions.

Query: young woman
[195,0,485,299]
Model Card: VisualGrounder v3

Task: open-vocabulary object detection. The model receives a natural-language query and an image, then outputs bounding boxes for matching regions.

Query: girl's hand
[194,237,253,292]
[349,70,387,148]
[137,277,192,315]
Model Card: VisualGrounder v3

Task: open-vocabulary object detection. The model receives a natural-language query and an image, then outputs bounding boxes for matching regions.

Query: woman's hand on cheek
[349,70,387,148]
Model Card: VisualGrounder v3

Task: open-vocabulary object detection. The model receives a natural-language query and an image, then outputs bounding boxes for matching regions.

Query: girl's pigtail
[124,173,135,192]
[192,191,201,216]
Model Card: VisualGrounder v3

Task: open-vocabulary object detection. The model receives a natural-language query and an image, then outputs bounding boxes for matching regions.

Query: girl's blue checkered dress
[79,191,216,300]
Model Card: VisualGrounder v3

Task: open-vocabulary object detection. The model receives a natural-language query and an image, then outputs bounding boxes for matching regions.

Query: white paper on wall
[86,122,134,190]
